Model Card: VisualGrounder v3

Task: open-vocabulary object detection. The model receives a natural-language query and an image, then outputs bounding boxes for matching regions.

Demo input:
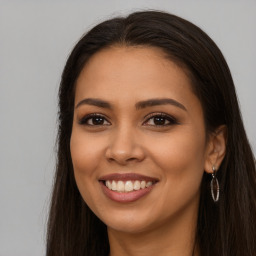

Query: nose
[105,126,146,165]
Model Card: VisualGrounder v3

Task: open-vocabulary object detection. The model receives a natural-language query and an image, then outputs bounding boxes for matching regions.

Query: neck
[107,203,199,256]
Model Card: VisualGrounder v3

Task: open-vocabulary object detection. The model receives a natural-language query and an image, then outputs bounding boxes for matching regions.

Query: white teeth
[106,180,112,190]
[141,180,146,189]
[111,180,117,191]
[125,181,133,192]
[105,180,154,192]
[134,180,141,190]
[117,181,125,192]
[146,181,153,188]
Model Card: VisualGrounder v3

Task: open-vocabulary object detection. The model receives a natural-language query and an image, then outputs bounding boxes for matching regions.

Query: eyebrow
[76,98,112,109]
[76,98,187,111]
[135,98,187,111]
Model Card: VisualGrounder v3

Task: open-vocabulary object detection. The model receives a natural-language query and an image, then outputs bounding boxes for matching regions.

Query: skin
[70,46,226,256]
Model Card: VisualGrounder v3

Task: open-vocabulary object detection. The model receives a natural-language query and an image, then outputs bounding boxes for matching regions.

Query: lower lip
[100,182,155,203]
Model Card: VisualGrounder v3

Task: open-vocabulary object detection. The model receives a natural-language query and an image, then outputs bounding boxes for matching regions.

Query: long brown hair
[46,11,256,256]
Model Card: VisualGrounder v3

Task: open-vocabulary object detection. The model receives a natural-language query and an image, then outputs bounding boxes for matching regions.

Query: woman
[46,11,256,256]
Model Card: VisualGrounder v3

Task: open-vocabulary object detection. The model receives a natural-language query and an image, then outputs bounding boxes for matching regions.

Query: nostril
[105,140,146,164]
[106,155,144,165]
[127,157,138,161]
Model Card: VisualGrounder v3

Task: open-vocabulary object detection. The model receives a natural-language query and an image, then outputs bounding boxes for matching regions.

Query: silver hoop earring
[210,166,219,202]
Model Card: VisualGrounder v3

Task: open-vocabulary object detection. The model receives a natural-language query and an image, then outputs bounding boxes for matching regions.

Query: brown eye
[152,116,168,125]
[144,113,178,126]
[79,114,110,126]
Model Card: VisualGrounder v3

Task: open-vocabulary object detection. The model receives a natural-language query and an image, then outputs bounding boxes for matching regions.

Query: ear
[204,125,227,174]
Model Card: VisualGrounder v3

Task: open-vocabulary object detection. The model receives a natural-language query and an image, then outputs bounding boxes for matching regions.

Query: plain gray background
[0,1,255,255]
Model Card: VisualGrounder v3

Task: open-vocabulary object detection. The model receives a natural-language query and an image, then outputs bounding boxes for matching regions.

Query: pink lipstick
[99,173,158,203]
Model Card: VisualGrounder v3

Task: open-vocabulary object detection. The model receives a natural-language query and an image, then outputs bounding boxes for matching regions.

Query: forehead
[75,46,195,102]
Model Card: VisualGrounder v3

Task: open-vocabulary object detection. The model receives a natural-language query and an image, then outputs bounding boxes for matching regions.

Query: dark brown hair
[46,10,256,256]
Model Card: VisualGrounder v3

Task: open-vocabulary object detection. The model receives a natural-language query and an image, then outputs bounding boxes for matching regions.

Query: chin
[106,218,154,234]
[96,207,156,234]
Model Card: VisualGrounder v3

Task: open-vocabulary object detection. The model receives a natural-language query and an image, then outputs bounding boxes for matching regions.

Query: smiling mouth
[99,173,159,201]
[104,180,156,192]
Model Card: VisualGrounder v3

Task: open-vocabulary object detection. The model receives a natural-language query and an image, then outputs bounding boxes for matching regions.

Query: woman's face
[70,46,211,234]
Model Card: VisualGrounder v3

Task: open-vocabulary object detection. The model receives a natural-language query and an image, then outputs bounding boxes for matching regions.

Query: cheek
[70,129,103,176]
[153,130,205,165]
[148,128,206,196]
[70,128,105,204]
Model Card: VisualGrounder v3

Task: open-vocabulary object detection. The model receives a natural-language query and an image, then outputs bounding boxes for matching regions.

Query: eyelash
[78,112,178,127]
[78,113,111,126]
[144,112,178,126]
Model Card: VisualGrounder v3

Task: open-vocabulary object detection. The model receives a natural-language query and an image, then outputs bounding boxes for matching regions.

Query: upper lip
[99,173,159,182]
